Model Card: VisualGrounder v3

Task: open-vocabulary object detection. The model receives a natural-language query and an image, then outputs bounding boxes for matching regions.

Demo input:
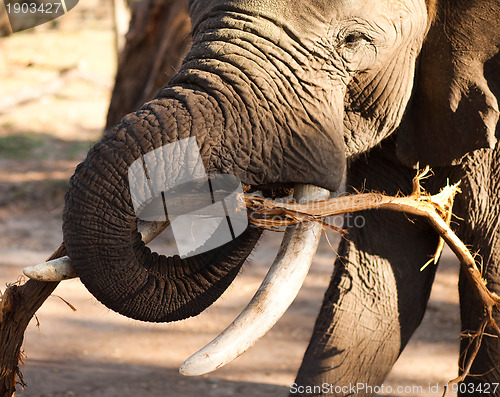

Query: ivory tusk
[23,256,77,281]
[23,220,169,282]
[179,184,330,376]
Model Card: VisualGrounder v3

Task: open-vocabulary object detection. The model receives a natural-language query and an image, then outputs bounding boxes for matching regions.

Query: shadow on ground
[19,360,290,397]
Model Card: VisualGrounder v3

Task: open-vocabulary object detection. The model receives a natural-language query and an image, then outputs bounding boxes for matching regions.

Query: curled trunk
[64,93,264,322]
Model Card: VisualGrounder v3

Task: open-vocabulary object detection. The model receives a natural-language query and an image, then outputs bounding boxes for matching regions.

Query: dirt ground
[0,3,461,396]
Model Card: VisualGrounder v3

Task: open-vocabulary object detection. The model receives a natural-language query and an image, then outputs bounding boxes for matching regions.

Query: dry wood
[0,244,66,396]
[441,319,489,397]
[246,169,500,313]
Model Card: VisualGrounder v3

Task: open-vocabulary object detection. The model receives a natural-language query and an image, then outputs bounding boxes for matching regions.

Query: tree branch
[0,244,65,396]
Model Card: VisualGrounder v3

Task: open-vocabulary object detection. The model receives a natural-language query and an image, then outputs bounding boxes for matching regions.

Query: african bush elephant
[60,0,499,395]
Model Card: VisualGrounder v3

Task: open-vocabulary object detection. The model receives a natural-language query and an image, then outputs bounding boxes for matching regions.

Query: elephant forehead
[227,0,421,19]
[199,0,426,43]
[335,0,426,26]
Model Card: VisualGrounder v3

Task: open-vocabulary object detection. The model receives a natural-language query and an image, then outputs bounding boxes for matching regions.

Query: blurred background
[0,1,460,395]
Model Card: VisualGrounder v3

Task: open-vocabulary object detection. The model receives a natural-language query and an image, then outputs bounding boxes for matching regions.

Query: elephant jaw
[23,183,329,374]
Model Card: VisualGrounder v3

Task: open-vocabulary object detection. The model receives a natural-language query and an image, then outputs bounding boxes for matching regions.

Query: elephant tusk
[23,220,170,281]
[23,256,77,281]
[179,184,330,376]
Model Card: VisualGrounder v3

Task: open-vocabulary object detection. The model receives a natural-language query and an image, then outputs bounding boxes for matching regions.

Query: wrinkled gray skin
[63,0,500,395]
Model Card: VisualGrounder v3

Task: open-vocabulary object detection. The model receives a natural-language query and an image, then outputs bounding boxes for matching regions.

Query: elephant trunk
[63,10,345,323]
[63,93,264,322]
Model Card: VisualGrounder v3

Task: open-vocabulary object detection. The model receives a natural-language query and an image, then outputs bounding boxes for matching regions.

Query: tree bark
[0,4,12,37]
[0,244,66,397]
[106,0,191,128]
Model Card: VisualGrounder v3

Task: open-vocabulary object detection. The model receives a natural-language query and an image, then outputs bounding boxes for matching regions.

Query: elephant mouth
[24,182,330,375]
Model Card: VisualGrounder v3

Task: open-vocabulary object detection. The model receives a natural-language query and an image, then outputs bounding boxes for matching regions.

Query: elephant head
[61,0,499,376]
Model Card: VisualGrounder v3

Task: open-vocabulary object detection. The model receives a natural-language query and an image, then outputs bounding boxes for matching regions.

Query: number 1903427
[6,2,64,14]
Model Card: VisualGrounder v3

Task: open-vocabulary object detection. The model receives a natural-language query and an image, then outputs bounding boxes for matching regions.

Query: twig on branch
[442,319,488,397]
[0,64,112,115]
[0,67,79,114]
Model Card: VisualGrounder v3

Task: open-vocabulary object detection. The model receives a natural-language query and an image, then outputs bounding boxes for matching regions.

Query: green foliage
[0,133,44,158]
[0,133,92,160]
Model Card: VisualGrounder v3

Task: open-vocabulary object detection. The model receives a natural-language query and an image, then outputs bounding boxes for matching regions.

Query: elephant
[58,0,500,395]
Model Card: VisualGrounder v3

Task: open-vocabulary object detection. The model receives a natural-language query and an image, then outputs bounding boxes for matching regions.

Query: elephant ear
[396,0,500,166]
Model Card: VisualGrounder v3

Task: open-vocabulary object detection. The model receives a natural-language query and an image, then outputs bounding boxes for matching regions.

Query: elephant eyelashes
[341,32,372,50]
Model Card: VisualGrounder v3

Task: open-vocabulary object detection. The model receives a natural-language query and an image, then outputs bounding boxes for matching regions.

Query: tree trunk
[106,0,191,128]
[112,0,132,58]
[0,4,12,37]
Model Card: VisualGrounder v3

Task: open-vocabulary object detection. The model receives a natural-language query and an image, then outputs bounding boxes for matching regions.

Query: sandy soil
[0,4,460,396]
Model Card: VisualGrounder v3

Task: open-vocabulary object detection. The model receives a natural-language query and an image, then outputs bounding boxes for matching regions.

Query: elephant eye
[342,32,372,50]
